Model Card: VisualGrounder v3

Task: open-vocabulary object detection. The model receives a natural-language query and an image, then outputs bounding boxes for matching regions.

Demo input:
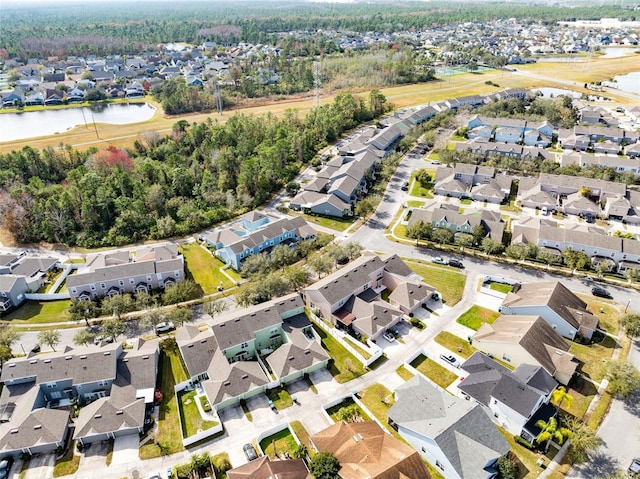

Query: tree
[308,254,333,279]
[624,267,640,285]
[163,280,198,305]
[140,309,165,331]
[0,345,13,367]
[69,300,98,325]
[620,313,640,338]
[73,329,96,347]
[102,318,126,342]
[597,259,615,278]
[506,243,528,262]
[204,299,229,319]
[497,455,517,479]
[284,266,310,292]
[135,290,155,310]
[604,360,640,398]
[293,444,308,460]
[406,221,432,242]
[354,196,376,218]
[38,329,61,352]
[414,169,431,187]
[550,386,574,411]
[562,248,590,272]
[344,242,363,260]
[166,307,193,327]
[285,181,300,196]
[564,415,601,464]
[101,294,135,319]
[431,227,454,245]
[481,238,504,255]
[0,326,21,351]
[535,416,571,450]
[471,224,487,245]
[454,233,474,251]
[309,451,340,479]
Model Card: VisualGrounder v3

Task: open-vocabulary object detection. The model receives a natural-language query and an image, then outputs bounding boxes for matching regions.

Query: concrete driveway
[77,440,109,473]
[23,453,54,479]
[111,434,140,466]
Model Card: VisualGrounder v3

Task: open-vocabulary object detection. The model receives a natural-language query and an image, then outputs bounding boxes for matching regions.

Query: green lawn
[178,390,219,439]
[259,428,299,458]
[396,365,415,381]
[434,331,476,358]
[410,355,458,389]
[326,397,370,422]
[313,324,367,383]
[568,334,617,382]
[1,300,71,324]
[409,179,433,198]
[406,200,425,208]
[139,349,187,459]
[405,260,466,306]
[266,387,294,410]
[359,383,395,421]
[299,213,356,232]
[290,420,315,458]
[456,305,500,331]
[583,298,621,335]
[179,243,235,294]
[343,335,372,359]
[561,376,597,420]
[53,444,80,477]
[489,282,513,294]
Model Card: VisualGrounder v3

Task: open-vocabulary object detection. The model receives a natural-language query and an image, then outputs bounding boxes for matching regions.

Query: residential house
[310,421,432,479]
[202,212,316,271]
[388,376,510,479]
[303,252,433,340]
[473,315,578,385]
[289,191,352,218]
[0,253,58,312]
[366,124,402,152]
[24,92,44,106]
[66,243,184,300]
[177,294,328,411]
[434,165,510,203]
[499,281,599,340]
[2,90,25,108]
[458,352,557,442]
[408,206,505,243]
[44,89,65,105]
[227,456,311,479]
[0,276,29,312]
[73,339,159,445]
[560,151,640,174]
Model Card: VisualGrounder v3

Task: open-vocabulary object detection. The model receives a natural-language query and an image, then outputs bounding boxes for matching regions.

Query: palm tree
[535,416,571,451]
[550,386,574,412]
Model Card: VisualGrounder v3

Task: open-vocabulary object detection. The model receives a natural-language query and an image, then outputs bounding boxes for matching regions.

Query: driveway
[77,440,109,473]
[22,453,54,479]
[110,434,140,466]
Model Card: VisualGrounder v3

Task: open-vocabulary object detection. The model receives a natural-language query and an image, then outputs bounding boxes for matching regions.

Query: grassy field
[1,300,72,325]
[359,383,395,421]
[489,282,513,294]
[259,428,299,458]
[561,375,598,420]
[53,445,80,477]
[434,331,476,358]
[405,259,466,306]
[299,213,356,232]
[568,334,617,382]
[4,55,639,156]
[179,243,236,294]
[581,297,621,336]
[409,354,459,389]
[139,349,187,459]
[313,324,367,383]
[456,305,500,331]
[408,178,432,198]
[178,390,219,439]
[396,364,415,381]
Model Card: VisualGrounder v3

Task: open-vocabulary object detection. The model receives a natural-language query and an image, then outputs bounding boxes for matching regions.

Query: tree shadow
[623,388,640,417]
[570,449,621,479]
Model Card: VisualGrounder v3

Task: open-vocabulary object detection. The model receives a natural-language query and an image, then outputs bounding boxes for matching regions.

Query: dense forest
[1,1,637,59]
[0,91,389,247]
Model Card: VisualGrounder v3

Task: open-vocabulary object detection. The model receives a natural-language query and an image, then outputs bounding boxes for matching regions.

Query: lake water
[0,102,157,142]
[612,72,640,94]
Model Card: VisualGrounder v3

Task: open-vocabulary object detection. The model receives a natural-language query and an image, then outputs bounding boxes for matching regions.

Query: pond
[534,87,581,99]
[0,102,157,142]
[612,72,640,94]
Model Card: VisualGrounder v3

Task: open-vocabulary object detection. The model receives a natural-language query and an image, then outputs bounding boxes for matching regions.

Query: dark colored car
[401,182,409,191]
[0,457,14,479]
[591,286,612,299]
[448,259,464,269]
[243,443,258,461]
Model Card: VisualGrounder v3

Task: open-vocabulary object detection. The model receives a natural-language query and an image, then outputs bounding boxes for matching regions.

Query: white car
[440,354,461,368]
[432,257,446,265]
[383,332,395,343]
[155,321,175,334]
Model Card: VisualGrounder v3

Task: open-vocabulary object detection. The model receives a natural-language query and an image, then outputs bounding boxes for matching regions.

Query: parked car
[448,259,464,269]
[440,354,460,368]
[401,182,409,191]
[628,458,640,477]
[243,443,258,461]
[383,332,395,343]
[155,321,176,334]
[541,206,548,215]
[94,335,114,345]
[432,257,446,265]
[591,286,612,299]
[0,458,13,479]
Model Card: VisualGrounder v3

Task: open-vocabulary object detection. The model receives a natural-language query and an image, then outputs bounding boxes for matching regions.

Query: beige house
[473,315,578,385]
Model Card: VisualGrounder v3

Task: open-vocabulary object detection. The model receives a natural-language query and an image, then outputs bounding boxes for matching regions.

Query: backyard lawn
[560,376,598,420]
[139,349,187,459]
[267,387,294,410]
[359,383,395,421]
[297,212,356,232]
[290,420,314,457]
[259,428,299,458]
[409,178,432,198]
[179,243,236,294]
[489,282,513,294]
[326,397,370,422]
[178,390,219,439]
[1,299,71,324]
[434,331,476,358]
[456,305,500,331]
[396,365,415,381]
[568,334,617,382]
[53,445,80,477]
[409,355,458,389]
[405,260,466,306]
[582,298,621,336]
[313,324,367,383]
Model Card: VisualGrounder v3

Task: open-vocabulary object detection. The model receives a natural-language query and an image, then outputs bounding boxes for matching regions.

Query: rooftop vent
[94,414,102,419]
[242,374,248,379]
[142,355,149,360]
[44,359,51,364]
[29,360,37,364]
[200,339,207,344]
[223,381,231,386]
[80,355,87,360]
[116,411,123,415]
[288,356,295,361]
[65,356,72,360]
[33,424,41,430]
[104,352,111,356]
[188,344,194,348]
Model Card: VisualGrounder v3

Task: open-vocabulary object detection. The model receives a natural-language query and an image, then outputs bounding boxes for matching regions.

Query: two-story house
[458,352,557,443]
[499,281,599,340]
[66,243,185,300]
[388,376,510,479]
[203,212,316,271]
